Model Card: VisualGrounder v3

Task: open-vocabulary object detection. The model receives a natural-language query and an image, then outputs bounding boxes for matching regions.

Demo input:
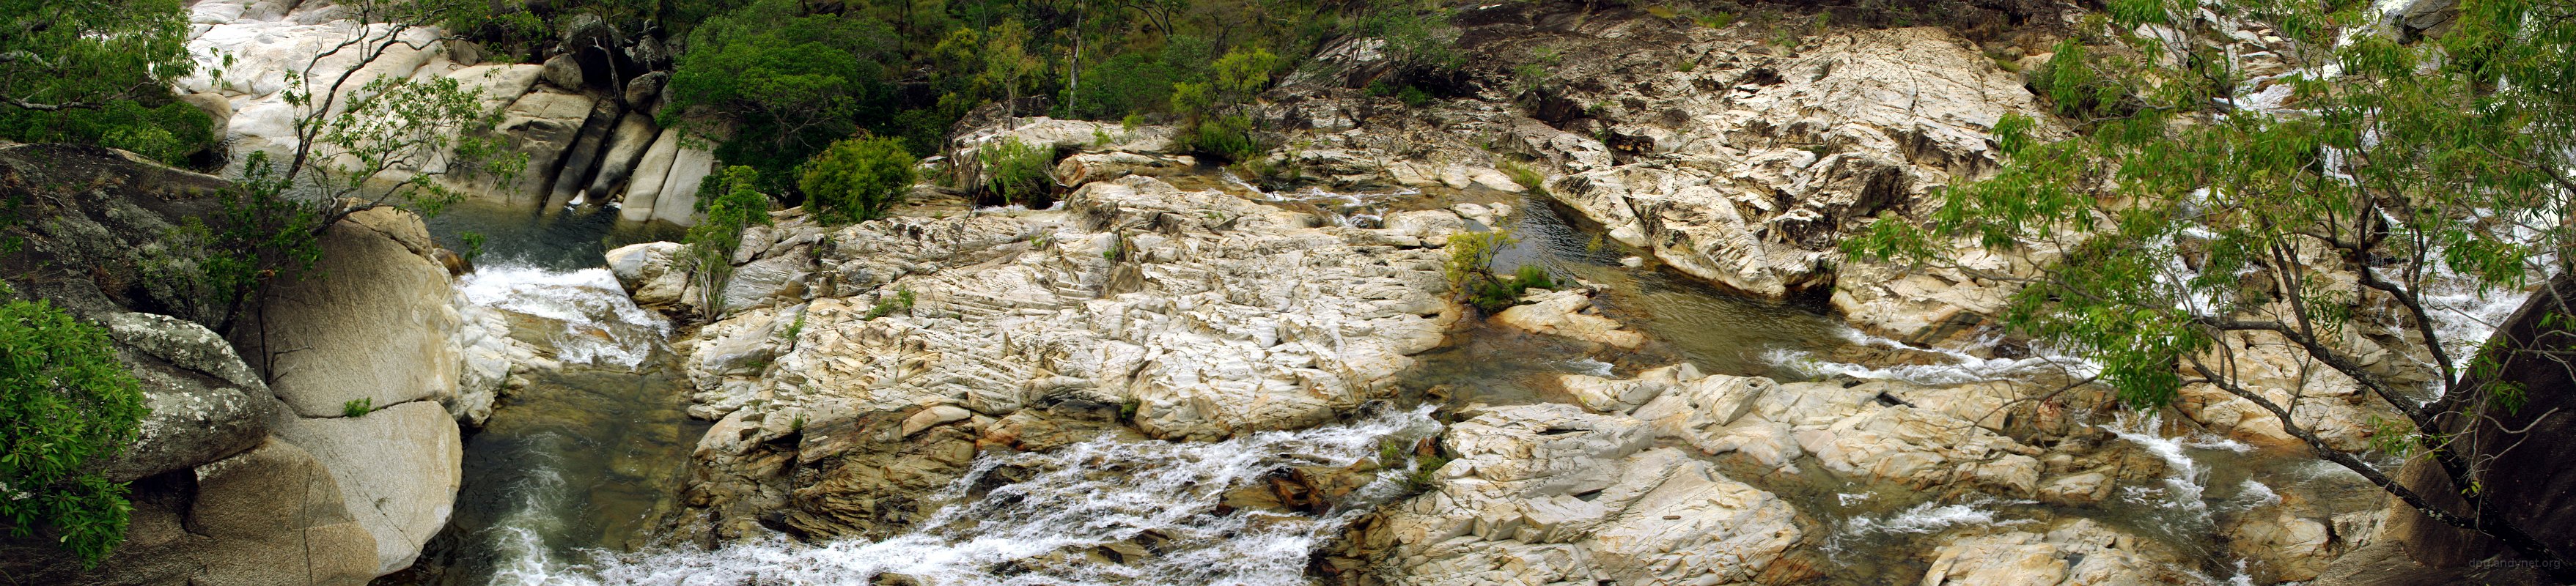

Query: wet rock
[584,112,660,202]
[682,174,1451,439]
[900,405,974,437]
[547,98,625,204]
[2176,328,2396,452]
[1589,366,2046,494]
[1492,288,1645,349]
[482,90,596,202]
[606,241,689,307]
[1051,151,1196,187]
[623,70,668,108]
[2034,471,2113,505]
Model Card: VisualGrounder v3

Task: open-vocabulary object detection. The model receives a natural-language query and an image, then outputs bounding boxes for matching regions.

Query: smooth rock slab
[271,401,462,574]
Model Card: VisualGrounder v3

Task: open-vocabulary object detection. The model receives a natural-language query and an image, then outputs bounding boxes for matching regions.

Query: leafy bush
[974,137,1055,205]
[0,286,147,566]
[1443,231,1555,314]
[458,231,487,264]
[1180,114,1263,163]
[683,166,776,316]
[798,136,918,224]
[0,98,215,167]
[2025,40,2136,120]
[342,397,374,418]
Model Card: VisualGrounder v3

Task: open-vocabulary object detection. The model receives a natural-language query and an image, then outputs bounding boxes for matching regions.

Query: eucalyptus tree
[1847,0,2575,571]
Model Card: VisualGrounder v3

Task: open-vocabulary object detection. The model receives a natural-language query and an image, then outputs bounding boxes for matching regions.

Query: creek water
[388,201,703,586]
[396,185,2391,586]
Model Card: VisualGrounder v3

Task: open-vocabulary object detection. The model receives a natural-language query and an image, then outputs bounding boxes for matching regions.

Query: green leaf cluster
[798,136,918,224]
[683,166,776,316]
[972,137,1055,204]
[0,285,147,567]
[1443,231,1556,314]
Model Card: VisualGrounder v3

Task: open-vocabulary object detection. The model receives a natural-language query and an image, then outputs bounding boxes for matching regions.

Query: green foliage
[458,231,486,264]
[1444,231,1556,314]
[1499,160,1547,195]
[0,0,210,165]
[0,286,147,566]
[781,310,807,341]
[288,66,522,223]
[131,152,327,331]
[342,397,375,418]
[1351,3,1462,73]
[684,166,776,316]
[2024,40,2140,121]
[666,0,900,192]
[0,0,194,114]
[864,289,916,319]
[798,136,918,224]
[974,137,1055,204]
[1845,0,2576,562]
[0,99,214,166]
[1179,114,1263,163]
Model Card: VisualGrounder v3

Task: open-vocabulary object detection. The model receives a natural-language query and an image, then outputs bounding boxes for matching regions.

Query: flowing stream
[391,185,2446,585]
[389,201,702,586]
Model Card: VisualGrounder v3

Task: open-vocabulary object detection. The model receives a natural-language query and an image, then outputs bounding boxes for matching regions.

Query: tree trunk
[2371,271,2576,582]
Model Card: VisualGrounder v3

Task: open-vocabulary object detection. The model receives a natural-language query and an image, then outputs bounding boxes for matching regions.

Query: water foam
[2106,413,2217,523]
[458,264,670,370]
[1766,329,2101,386]
[486,437,580,586]
[545,406,1438,586]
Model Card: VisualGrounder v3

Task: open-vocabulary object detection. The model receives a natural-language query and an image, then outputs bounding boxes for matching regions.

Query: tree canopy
[1848,0,2575,571]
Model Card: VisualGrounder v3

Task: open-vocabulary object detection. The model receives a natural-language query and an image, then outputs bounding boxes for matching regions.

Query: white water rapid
[458,264,671,371]
[515,405,1442,586]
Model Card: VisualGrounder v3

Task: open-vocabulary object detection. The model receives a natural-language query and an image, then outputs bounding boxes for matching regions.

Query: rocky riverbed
[10,0,2542,585]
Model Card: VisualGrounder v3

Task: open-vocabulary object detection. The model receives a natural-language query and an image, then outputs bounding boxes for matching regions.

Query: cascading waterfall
[457,264,672,370]
[435,262,699,586]
[545,405,1441,586]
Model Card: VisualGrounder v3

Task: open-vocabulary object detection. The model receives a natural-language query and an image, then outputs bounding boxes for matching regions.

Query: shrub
[0,287,148,566]
[684,166,776,316]
[974,137,1054,205]
[1180,114,1263,163]
[1443,231,1556,314]
[0,95,215,168]
[798,136,918,224]
[342,397,374,418]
